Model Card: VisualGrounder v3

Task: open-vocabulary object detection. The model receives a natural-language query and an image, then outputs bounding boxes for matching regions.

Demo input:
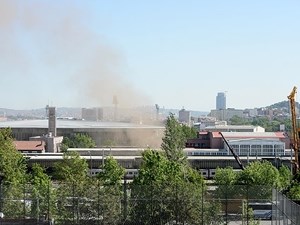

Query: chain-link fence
[0,182,297,225]
[272,189,300,225]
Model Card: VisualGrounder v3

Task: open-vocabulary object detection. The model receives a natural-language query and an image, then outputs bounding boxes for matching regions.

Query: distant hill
[0,106,209,120]
[5,101,298,120]
[267,100,299,110]
[0,107,81,119]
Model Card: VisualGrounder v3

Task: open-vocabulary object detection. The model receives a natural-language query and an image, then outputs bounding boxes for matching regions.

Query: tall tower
[46,106,57,136]
[216,92,226,110]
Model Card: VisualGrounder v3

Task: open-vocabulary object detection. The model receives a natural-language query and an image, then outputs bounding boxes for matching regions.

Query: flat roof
[26,155,292,161]
[212,132,286,139]
[0,119,164,129]
[206,125,261,129]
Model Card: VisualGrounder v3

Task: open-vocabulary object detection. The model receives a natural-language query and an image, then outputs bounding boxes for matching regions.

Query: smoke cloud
[0,0,151,108]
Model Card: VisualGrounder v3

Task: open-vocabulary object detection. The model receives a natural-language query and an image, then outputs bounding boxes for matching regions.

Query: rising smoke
[0,0,151,108]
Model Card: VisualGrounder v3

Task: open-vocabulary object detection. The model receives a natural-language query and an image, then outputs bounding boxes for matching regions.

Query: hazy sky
[1,0,300,111]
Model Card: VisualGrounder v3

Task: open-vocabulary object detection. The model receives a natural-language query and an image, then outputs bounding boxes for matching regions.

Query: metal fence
[0,182,298,225]
[272,189,300,225]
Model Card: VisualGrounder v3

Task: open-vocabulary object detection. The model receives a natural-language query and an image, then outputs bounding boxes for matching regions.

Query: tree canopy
[0,128,28,185]
[130,149,207,225]
[97,156,125,185]
[161,113,187,162]
[229,115,292,132]
[54,151,89,182]
[61,133,96,152]
[214,161,291,200]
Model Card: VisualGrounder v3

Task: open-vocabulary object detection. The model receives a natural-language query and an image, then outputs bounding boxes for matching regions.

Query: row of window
[229,144,285,156]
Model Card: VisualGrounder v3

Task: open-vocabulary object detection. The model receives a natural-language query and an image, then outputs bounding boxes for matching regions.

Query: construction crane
[219,132,245,170]
[288,86,300,173]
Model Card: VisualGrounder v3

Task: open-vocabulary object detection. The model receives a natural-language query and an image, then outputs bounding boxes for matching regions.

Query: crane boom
[219,132,245,170]
[288,86,300,172]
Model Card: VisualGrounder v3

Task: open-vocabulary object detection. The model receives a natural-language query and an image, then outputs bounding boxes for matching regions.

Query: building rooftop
[0,119,164,129]
[213,131,286,139]
[206,125,263,129]
[14,141,45,151]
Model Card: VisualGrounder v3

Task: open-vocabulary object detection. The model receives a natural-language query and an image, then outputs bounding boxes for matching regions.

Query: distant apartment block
[179,108,191,125]
[82,108,103,121]
[244,108,258,117]
[209,108,244,121]
[216,92,226,110]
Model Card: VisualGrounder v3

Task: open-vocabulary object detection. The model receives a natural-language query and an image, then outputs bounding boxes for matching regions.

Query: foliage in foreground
[214,161,291,200]
[129,149,221,225]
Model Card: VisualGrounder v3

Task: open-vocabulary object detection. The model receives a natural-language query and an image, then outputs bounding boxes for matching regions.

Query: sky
[0,0,300,111]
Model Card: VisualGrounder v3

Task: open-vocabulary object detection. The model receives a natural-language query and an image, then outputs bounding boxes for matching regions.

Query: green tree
[278,165,292,190]
[287,184,300,200]
[215,167,238,186]
[282,170,300,200]
[92,157,124,224]
[181,124,198,139]
[54,152,91,224]
[54,151,89,182]
[97,156,125,185]
[61,133,96,152]
[161,113,186,162]
[0,128,28,184]
[214,167,239,198]
[0,128,28,218]
[238,161,281,187]
[130,149,209,225]
[30,163,55,221]
[237,161,283,200]
[214,167,240,222]
[230,115,251,125]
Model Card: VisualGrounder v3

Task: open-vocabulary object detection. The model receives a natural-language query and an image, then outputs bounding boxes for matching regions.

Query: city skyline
[1,1,300,111]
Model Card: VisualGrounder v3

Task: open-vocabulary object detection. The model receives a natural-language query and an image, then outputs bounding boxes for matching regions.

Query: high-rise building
[82,108,103,121]
[216,92,226,110]
[179,108,191,125]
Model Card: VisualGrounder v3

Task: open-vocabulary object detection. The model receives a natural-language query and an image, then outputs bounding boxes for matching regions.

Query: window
[262,145,273,155]
[240,145,250,156]
[274,144,284,155]
[251,145,262,156]
[229,145,239,155]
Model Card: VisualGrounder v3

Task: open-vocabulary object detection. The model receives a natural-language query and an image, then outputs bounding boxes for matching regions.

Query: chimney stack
[47,106,57,136]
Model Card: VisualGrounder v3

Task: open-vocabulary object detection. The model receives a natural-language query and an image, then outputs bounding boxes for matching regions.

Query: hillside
[267,100,299,110]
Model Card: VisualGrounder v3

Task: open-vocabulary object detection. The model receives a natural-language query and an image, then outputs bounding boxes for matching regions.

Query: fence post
[123,177,127,223]
[201,181,204,225]
[72,182,75,225]
[246,184,249,225]
[0,175,3,215]
[47,181,50,225]
[225,185,228,225]
[176,183,178,225]
[23,183,26,222]
[97,181,100,225]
